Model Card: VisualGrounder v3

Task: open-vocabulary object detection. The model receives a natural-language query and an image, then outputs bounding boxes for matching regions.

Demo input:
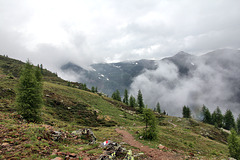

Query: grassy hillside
[0,55,231,159]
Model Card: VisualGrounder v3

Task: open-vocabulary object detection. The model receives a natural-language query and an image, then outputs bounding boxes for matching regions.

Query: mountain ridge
[61,48,240,94]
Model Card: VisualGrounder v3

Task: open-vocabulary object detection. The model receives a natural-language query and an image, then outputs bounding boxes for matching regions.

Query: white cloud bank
[0,0,240,75]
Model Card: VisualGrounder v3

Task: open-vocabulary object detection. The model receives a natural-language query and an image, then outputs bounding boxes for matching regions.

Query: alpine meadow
[1,0,240,159]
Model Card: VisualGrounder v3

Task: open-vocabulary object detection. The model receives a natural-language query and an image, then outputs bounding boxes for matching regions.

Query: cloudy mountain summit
[61,49,240,117]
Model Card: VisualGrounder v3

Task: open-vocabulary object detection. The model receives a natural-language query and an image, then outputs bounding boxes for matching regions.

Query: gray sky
[1,0,240,72]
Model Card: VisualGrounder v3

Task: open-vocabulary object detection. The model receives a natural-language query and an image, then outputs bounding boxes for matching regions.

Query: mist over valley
[61,48,240,118]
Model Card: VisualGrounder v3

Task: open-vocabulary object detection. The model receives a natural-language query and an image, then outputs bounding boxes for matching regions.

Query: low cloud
[130,58,240,118]
[1,0,240,73]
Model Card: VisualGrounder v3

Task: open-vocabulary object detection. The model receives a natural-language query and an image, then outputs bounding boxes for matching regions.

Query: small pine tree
[142,109,157,140]
[112,90,121,102]
[182,106,191,118]
[228,129,240,159]
[129,95,136,108]
[16,61,42,122]
[202,105,212,124]
[123,89,129,105]
[163,110,166,115]
[224,109,236,130]
[116,90,121,101]
[237,114,240,135]
[40,64,43,74]
[156,102,161,114]
[91,86,95,93]
[112,92,116,100]
[82,83,87,90]
[212,107,223,128]
[67,81,71,87]
[137,90,144,113]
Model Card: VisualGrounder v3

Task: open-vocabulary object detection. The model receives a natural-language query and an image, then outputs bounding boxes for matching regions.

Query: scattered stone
[1,143,10,147]
[158,144,165,150]
[69,153,77,158]
[51,131,63,141]
[72,128,96,144]
[51,149,58,155]
[189,152,194,156]
[99,141,133,160]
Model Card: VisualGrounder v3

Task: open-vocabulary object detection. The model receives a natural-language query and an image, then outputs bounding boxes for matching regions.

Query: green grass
[0,55,232,159]
[129,116,229,159]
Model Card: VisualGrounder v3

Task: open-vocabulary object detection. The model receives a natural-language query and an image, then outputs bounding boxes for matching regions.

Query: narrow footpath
[116,128,184,160]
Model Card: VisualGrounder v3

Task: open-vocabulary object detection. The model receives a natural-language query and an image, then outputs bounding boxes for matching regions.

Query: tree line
[182,105,240,133]
[111,89,145,114]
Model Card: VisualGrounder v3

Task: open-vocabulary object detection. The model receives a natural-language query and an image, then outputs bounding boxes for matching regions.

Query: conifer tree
[156,102,161,114]
[82,83,87,90]
[40,64,43,74]
[129,95,136,108]
[182,106,191,118]
[224,109,236,130]
[115,90,121,101]
[163,110,166,115]
[212,107,223,128]
[16,61,42,122]
[143,109,157,140]
[202,105,212,124]
[112,92,116,100]
[112,90,121,102]
[123,89,129,105]
[91,86,95,93]
[237,114,240,135]
[137,90,144,113]
[228,129,240,159]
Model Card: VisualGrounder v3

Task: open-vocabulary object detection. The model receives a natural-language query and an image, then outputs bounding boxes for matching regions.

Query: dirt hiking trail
[116,128,184,160]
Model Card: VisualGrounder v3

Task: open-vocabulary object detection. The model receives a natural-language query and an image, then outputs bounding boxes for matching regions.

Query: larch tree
[228,129,240,159]
[16,61,43,122]
[137,90,144,113]
[237,114,240,135]
[182,106,191,118]
[142,109,157,140]
[212,106,223,128]
[202,105,212,124]
[156,102,161,114]
[123,89,129,105]
[224,109,236,130]
[129,95,136,108]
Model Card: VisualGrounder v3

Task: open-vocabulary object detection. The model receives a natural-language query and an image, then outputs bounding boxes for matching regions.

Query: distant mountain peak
[174,51,192,57]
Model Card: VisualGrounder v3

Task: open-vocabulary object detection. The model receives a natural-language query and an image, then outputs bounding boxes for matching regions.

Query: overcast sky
[0,0,240,72]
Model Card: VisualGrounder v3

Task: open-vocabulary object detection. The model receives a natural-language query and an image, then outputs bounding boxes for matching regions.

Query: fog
[129,55,240,118]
